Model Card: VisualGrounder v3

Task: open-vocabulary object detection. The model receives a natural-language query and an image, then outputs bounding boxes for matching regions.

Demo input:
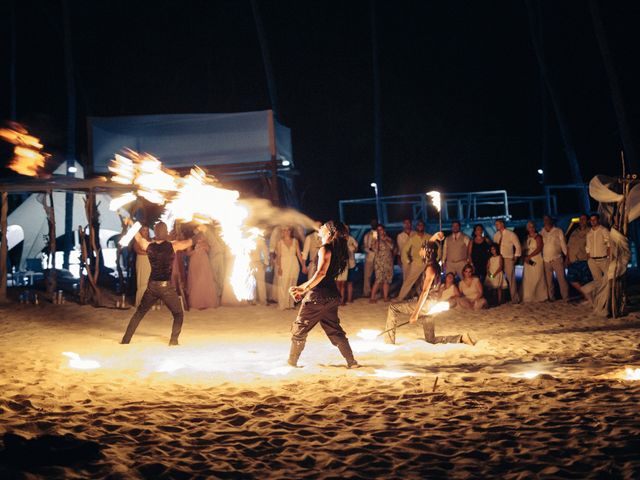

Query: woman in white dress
[458,264,488,310]
[276,226,306,309]
[521,221,548,302]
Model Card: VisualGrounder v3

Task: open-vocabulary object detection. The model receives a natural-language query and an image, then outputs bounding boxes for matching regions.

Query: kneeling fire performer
[121,220,198,346]
[288,221,359,368]
[385,231,475,346]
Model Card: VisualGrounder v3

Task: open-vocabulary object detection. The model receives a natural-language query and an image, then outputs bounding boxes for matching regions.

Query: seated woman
[458,264,488,310]
[437,272,460,307]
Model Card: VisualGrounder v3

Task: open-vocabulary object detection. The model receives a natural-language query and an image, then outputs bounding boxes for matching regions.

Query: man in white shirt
[302,221,323,279]
[493,219,521,303]
[396,219,415,283]
[362,219,379,297]
[443,221,470,279]
[585,214,610,284]
[539,215,569,300]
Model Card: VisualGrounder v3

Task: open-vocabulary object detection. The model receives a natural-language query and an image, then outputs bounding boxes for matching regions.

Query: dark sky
[1,0,639,221]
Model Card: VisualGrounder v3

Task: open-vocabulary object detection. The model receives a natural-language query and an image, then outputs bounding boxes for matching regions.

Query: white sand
[1,299,640,478]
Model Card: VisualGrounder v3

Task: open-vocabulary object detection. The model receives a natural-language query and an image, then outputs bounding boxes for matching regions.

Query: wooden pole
[46,190,57,297]
[0,192,8,302]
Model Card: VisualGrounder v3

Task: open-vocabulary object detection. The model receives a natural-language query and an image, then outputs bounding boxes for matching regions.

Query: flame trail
[0,122,48,176]
[109,151,260,300]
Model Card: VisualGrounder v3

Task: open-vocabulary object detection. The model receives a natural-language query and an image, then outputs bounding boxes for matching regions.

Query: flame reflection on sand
[62,352,101,370]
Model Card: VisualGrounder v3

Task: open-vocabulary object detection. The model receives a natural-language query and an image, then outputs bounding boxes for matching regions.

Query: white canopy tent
[7,161,121,270]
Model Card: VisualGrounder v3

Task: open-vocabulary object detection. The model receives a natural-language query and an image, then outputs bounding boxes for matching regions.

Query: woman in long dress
[370,224,395,303]
[467,224,491,281]
[186,234,219,309]
[521,221,548,302]
[276,226,305,309]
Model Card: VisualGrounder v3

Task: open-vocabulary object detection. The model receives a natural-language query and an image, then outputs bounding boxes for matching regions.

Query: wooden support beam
[0,191,8,303]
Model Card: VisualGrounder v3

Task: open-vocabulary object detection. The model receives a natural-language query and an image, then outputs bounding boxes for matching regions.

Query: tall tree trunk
[62,0,76,270]
[44,191,57,297]
[589,0,638,172]
[524,0,586,209]
[371,0,382,197]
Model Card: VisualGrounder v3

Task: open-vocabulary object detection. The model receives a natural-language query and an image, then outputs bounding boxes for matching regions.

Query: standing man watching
[395,220,428,302]
[586,214,610,285]
[540,215,569,301]
[493,219,521,303]
[396,219,414,284]
[362,219,379,297]
[566,214,592,299]
[443,221,470,280]
[121,220,200,346]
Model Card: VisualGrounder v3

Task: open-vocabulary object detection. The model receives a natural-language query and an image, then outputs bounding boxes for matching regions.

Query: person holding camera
[521,220,548,302]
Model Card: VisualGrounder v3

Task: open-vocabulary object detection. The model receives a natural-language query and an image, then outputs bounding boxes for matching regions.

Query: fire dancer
[288,221,359,368]
[384,232,476,346]
[121,220,199,346]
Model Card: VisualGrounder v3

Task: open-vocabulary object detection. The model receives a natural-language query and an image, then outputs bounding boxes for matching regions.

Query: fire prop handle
[377,321,410,337]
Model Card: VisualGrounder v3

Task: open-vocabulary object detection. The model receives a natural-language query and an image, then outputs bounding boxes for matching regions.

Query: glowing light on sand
[109,152,258,300]
[109,192,137,211]
[372,369,415,379]
[427,191,441,212]
[427,301,450,315]
[265,366,294,376]
[119,221,142,247]
[62,352,101,370]
[155,358,186,374]
[510,370,542,379]
[0,123,48,176]
[357,329,382,341]
[623,367,640,380]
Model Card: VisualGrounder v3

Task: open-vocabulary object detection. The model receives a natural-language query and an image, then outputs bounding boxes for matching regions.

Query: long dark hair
[324,220,349,275]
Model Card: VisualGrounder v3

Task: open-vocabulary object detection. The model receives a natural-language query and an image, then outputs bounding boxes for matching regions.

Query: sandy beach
[1,299,639,479]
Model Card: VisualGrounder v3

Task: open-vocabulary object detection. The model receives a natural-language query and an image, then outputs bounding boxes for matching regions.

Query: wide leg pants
[290,297,355,364]
[121,281,184,345]
[384,300,462,345]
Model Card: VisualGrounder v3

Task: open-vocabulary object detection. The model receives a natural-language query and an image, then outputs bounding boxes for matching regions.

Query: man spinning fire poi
[288,221,359,368]
[385,232,476,346]
[121,219,202,346]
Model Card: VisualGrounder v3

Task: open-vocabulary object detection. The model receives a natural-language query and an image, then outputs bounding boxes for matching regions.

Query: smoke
[240,198,318,232]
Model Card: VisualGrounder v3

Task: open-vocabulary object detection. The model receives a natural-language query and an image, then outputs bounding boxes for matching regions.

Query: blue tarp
[89,111,292,173]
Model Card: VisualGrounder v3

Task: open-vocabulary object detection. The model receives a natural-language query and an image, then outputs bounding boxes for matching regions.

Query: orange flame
[0,122,48,176]
[110,151,258,300]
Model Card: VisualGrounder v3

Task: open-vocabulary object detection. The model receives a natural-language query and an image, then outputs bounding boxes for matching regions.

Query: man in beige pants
[586,214,610,285]
[493,219,521,303]
[540,215,569,300]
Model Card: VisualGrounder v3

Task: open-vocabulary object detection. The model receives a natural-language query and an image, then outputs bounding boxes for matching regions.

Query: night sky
[1,0,639,221]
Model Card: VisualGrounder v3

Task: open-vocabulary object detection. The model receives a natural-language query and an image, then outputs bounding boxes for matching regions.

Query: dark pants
[385,300,462,345]
[121,281,184,345]
[289,297,356,366]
